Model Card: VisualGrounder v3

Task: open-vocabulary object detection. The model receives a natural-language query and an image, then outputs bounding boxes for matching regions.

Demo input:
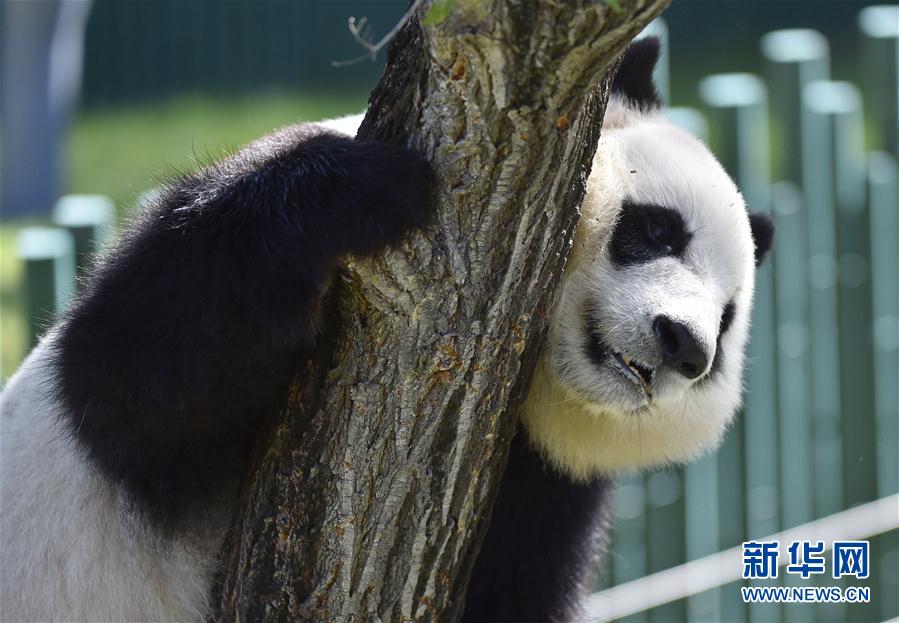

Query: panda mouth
[612,351,654,394]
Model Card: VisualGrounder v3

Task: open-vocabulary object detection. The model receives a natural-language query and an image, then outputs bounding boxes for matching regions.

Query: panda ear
[749,212,774,267]
[612,37,662,109]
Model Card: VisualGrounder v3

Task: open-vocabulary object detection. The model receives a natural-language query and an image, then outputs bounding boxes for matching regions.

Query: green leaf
[421,0,454,26]
[604,0,623,13]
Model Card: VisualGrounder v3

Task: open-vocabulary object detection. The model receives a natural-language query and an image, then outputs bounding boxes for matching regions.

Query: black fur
[719,301,736,336]
[612,37,662,109]
[54,124,433,525]
[609,200,691,266]
[705,300,736,378]
[463,430,613,623]
[584,306,610,368]
[749,212,774,267]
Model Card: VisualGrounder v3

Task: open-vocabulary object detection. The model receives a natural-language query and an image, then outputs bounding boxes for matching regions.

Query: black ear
[612,37,662,109]
[749,212,774,267]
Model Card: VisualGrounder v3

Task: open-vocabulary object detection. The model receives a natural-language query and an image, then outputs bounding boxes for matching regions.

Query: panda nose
[653,316,709,379]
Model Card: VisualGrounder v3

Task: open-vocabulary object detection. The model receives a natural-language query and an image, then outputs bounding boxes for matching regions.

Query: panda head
[522,37,774,480]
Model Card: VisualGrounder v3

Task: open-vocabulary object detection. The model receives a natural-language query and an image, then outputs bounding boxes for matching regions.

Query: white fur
[522,98,757,480]
[317,112,365,137]
[0,339,223,622]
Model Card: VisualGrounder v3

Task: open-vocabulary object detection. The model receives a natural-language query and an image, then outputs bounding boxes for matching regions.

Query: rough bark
[215,1,668,621]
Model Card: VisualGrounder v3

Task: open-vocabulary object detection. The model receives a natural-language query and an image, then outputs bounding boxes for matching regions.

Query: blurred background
[0,1,896,622]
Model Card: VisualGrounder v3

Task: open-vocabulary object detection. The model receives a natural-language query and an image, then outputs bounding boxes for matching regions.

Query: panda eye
[647,220,669,245]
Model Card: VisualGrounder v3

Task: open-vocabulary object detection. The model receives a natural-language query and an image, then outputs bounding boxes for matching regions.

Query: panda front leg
[0,124,432,621]
[58,125,433,523]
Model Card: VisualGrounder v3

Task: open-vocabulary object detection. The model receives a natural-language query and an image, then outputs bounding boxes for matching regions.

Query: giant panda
[0,37,772,622]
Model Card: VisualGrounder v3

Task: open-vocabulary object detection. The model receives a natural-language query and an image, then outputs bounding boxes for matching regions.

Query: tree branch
[331,0,426,67]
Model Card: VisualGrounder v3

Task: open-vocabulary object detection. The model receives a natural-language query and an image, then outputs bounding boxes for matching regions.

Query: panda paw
[335,139,436,257]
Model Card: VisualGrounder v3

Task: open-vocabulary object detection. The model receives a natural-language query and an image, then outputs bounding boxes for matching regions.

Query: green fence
[10,6,899,623]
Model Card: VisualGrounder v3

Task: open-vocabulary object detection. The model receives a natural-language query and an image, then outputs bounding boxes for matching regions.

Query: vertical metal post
[867,151,899,622]
[859,6,899,158]
[760,32,828,552]
[803,80,874,623]
[610,476,649,623]
[760,29,830,188]
[17,227,75,348]
[769,180,814,519]
[867,152,899,499]
[684,455,720,622]
[646,470,685,622]
[52,194,115,284]
[821,83,877,512]
[801,81,850,524]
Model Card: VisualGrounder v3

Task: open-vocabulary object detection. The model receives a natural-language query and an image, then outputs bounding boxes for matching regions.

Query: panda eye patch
[609,201,691,266]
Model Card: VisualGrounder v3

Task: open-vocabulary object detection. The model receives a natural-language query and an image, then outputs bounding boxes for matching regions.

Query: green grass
[0,90,368,382]
[0,225,27,381]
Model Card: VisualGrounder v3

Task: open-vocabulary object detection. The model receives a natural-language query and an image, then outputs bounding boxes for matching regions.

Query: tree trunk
[215,1,668,621]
